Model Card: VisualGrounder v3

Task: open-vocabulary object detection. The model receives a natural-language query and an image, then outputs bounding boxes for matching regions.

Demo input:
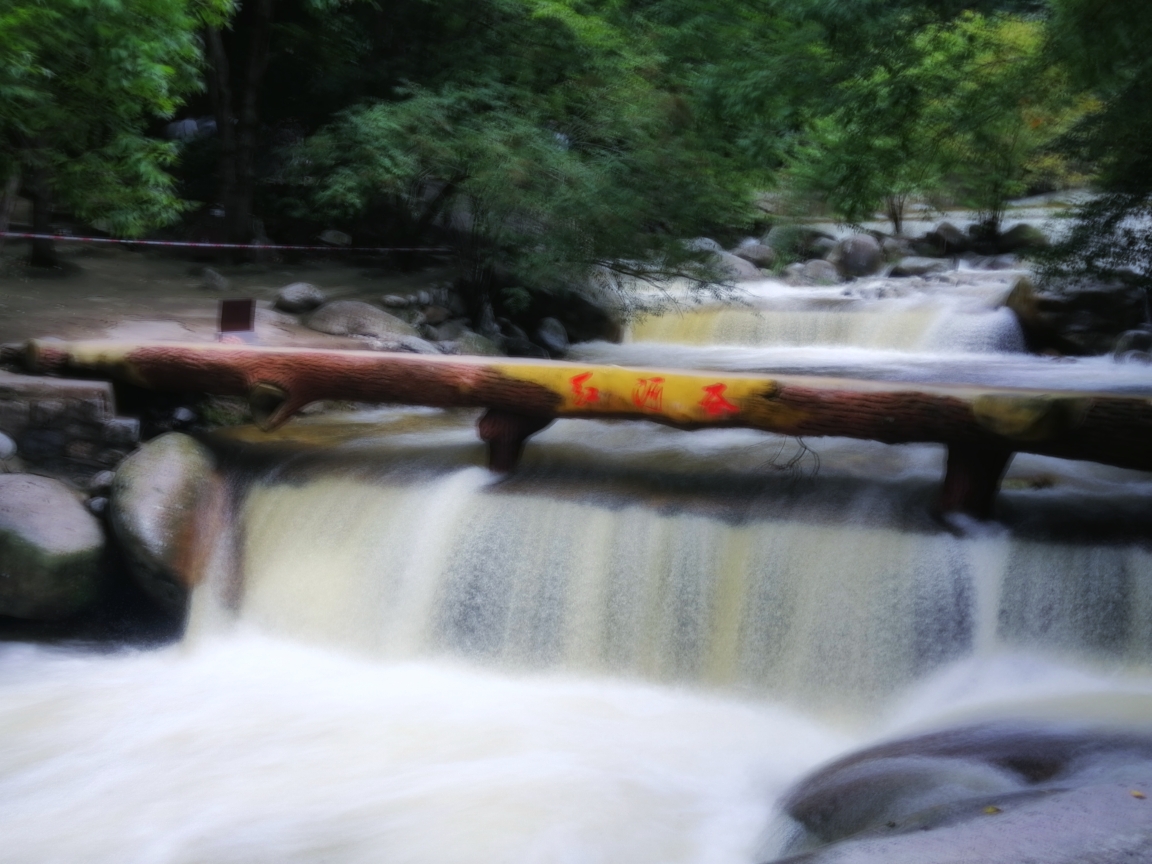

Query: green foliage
[287,1,751,310]
[1042,0,1152,297]
[0,0,230,236]
[784,11,1088,233]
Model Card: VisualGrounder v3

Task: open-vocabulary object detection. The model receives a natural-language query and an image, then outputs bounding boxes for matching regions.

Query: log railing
[24,339,1152,519]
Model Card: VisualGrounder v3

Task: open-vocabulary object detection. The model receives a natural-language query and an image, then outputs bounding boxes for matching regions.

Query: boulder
[732,239,776,267]
[931,220,970,253]
[1114,329,1152,359]
[534,317,569,357]
[998,222,1049,253]
[891,257,951,277]
[831,234,884,278]
[446,333,503,357]
[780,721,1152,864]
[0,431,14,460]
[200,267,229,292]
[764,225,837,260]
[0,474,105,620]
[318,229,351,246]
[429,319,470,342]
[381,294,412,308]
[684,237,724,253]
[306,300,420,339]
[394,336,442,355]
[422,305,452,326]
[713,250,763,280]
[109,433,219,614]
[882,237,912,261]
[274,282,326,313]
[503,336,550,359]
[802,259,841,284]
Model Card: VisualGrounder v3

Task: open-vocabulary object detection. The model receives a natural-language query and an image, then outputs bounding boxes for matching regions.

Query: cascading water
[2,272,1151,863]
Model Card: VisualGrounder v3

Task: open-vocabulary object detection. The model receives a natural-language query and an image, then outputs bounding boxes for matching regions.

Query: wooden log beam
[24,340,1152,516]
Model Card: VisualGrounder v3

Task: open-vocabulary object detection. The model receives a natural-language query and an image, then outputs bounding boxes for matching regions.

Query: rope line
[0,232,452,253]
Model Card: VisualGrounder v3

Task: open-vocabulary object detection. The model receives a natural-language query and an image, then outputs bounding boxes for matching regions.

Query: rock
[395,336,442,355]
[86,496,107,516]
[422,305,451,326]
[306,300,420,339]
[732,239,776,267]
[318,229,351,246]
[998,222,1049,253]
[416,290,433,306]
[713,250,763,280]
[882,237,912,260]
[684,237,724,253]
[534,317,569,357]
[274,282,326,313]
[779,722,1152,864]
[802,259,841,284]
[381,294,411,308]
[931,220,971,253]
[891,257,951,277]
[830,234,884,278]
[764,225,837,260]
[1114,329,1152,356]
[200,267,229,292]
[811,236,838,258]
[109,432,219,614]
[429,319,470,342]
[0,431,14,460]
[0,474,105,620]
[503,336,550,359]
[87,470,115,493]
[446,333,503,357]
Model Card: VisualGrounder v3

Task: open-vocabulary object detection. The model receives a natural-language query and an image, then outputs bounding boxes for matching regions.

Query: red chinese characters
[631,377,664,410]
[699,383,739,417]
[570,372,601,407]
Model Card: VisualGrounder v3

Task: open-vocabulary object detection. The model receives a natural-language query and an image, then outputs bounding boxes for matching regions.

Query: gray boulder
[274,282,326,313]
[306,300,420,339]
[200,267,229,292]
[534,317,570,357]
[318,229,351,246]
[802,259,841,284]
[831,234,884,278]
[764,225,837,259]
[381,294,412,308]
[0,431,14,460]
[891,257,951,277]
[882,237,912,260]
[732,239,776,267]
[714,250,763,280]
[684,237,724,253]
[110,433,219,615]
[0,474,104,620]
[932,220,970,253]
[998,222,1049,253]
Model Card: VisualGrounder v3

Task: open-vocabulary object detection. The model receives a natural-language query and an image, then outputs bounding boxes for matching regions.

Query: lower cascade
[3,287,1152,863]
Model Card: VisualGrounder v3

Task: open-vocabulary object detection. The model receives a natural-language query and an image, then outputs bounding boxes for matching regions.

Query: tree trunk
[0,169,20,248]
[29,166,55,268]
[205,0,274,260]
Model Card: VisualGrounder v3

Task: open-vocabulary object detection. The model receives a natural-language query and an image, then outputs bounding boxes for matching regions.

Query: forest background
[0,0,1148,324]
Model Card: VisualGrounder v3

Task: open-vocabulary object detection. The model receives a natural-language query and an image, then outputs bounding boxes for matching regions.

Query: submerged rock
[306,300,419,340]
[0,474,105,620]
[891,257,950,277]
[110,433,220,615]
[274,282,326,313]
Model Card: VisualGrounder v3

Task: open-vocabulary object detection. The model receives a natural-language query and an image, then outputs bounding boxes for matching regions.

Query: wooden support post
[937,443,1014,520]
[477,409,553,472]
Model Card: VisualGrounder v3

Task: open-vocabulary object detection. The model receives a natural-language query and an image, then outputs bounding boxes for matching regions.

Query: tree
[285,0,751,323]
[1042,0,1152,303]
[0,0,230,266]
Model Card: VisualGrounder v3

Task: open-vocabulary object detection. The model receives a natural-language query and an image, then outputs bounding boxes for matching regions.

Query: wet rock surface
[0,474,105,620]
[109,432,220,615]
[772,721,1152,863]
[274,281,326,313]
[306,300,420,340]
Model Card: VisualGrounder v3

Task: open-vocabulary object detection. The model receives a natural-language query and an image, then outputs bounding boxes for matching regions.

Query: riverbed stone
[830,234,884,278]
[445,333,503,356]
[998,222,1048,253]
[274,282,326,313]
[109,432,219,615]
[534,317,569,357]
[306,300,420,340]
[0,431,14,460]
[733,239,776,267]
[0,474,105,620]
[802,259,841,284]
[891,257,951,277]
